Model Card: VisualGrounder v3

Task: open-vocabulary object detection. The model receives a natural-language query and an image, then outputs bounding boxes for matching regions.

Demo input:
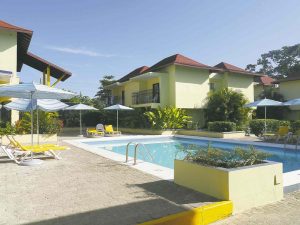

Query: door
[152,83,160,103]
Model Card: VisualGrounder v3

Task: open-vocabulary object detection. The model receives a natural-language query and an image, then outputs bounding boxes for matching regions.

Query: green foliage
[205,88,250,126]
[208,121,236,132]
[144,106,191,129]
[179,143,270,168]
[291,120,300,133]
[94,75,116,107]
[15,111,63,135]
[245,44,300,77]
[0,122,16,136]
[249,119,290,136]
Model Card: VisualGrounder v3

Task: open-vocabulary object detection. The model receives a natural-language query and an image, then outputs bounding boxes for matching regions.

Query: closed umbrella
[245,98,283,133]
[104,104,133,132]
[65,103,98,136]
[4,99,69,143]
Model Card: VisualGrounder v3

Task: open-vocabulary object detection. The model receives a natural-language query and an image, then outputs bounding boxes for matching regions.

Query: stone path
[0,142,216,225]
[214,191,300,225]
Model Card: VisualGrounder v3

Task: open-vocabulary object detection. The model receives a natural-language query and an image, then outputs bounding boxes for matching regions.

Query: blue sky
[2,0,300,97]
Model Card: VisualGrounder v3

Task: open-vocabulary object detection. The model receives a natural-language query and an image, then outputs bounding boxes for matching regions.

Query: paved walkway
[214,190,300,225]
[0,142,216,225]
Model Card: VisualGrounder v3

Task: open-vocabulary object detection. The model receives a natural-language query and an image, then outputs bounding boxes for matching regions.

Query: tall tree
[245,44,300,77]
[94,75,116,107]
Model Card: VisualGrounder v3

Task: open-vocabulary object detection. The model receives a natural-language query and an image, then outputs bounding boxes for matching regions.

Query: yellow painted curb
[139,201,233,225]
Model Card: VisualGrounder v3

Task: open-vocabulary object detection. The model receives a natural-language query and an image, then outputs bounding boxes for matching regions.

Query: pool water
[83,137,300,173]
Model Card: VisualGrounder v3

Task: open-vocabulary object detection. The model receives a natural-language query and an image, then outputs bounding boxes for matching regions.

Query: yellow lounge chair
[104,125,121,136]
[86,128,104,137]
[7,135,68,160]
[263,126,289,142]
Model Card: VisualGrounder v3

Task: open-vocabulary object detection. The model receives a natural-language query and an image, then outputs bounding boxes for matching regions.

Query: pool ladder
[125,142,153,165]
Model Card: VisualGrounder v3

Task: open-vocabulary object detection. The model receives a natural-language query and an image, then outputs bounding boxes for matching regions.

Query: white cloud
[45,46,115,57]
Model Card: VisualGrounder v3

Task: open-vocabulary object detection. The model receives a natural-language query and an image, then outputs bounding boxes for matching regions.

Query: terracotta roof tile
[0,20,32,34]
[214,62,246,72]
[145,54,211,72]
[118,66,149,82]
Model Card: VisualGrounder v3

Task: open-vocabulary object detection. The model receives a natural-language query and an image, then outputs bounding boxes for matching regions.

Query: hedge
[249,119,290,136]
[208,121,236,132]
[291,120,300,133]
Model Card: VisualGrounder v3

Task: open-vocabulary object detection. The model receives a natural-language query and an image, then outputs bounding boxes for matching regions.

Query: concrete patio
[0,141,217,225]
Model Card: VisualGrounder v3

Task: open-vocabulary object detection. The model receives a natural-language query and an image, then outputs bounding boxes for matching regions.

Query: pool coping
[63,135,300,191]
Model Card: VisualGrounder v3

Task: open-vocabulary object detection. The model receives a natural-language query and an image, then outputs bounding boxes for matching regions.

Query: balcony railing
[107,96,121,106]
[132,89,160,105]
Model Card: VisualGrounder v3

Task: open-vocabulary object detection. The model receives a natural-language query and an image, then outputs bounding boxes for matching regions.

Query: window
[121,91,125,105]
[209,83,215,91]
[152,83,160,103]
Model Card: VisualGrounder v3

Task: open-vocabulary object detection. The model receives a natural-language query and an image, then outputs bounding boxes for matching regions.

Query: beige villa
[0,20,71,123]
[105,54,263,127]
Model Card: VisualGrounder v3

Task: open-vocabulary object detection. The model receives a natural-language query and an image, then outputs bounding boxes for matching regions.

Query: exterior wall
[225,73,254,102]
[0,29,20,124]
[123,81,139,106]
[174,66,210,108]
[0,30,17,75]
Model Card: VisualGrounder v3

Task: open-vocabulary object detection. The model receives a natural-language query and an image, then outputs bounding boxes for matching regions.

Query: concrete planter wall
[2,134,58,145]
[119,128,176,135]
[174,160,283,213]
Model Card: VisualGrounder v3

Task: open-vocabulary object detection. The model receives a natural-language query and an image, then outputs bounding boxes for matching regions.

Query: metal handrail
[125,142,137,163]
[134,143,153,165]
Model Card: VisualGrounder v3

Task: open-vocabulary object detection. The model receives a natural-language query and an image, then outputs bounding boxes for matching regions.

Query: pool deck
[0,139,217,225]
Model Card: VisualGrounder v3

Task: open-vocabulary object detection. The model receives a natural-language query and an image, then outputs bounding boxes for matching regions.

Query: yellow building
[274,75,300,120]
[0,20,71,123]
[105,54,262,127]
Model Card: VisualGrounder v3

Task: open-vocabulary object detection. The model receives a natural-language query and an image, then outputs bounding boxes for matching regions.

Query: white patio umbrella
[283,98,300,106]
[245,98,283,133]
[65,103,98,136]
[4,99,69,143]
[0,83,75,145]
[104,104,133,132]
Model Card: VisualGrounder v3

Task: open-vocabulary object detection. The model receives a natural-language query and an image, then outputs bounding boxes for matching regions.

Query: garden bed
[174,159,283,213]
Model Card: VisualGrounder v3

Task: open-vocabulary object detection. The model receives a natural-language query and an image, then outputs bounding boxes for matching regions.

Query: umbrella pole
[117,110,118,132]
[265,106,267,133]
[80,110,82,136]
[30,93,34,146]
[37,109,39,144]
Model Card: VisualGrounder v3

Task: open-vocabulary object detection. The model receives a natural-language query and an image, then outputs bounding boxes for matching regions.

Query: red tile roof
[258,75,275,85]
[118,66,149,82]
[214,62,246,72]
[0,20,32,34]
[145,54,211,72]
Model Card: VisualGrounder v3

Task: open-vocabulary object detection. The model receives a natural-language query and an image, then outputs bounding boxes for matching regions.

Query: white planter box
[174,159,283,213]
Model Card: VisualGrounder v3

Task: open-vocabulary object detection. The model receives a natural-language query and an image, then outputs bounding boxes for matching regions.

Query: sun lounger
[7,135,68,160]
[263,126,289,142]
[104,125,121,136]
[86,127,104,137]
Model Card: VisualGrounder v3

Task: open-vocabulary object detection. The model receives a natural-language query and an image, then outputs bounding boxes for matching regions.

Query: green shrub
[177,143,270,168]
[144,106,191,129]
[291,120,300,133]
[249,119,290,136]
[208,121,236,132]
[15,111,63,135]
[205,88,250,126]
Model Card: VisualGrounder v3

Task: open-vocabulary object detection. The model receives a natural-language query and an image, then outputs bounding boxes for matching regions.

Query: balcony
[132,89,160,105]
[107,96,122,106]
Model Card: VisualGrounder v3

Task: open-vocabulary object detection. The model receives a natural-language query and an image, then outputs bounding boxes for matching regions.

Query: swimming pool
[81,136,300,173]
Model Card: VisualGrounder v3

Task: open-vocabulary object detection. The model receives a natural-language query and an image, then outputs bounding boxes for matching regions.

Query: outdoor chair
[104,125,121,136]
[263,126,289,142]
[86,126,104,137]
[7,135,68,160]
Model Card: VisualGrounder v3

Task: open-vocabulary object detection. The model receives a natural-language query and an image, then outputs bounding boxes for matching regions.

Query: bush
[205,88,250,126]
[208,121,236,132]
[291,120,300,133]
[249,119,290,136]
[144,106,191,129]
[177,143,271,168]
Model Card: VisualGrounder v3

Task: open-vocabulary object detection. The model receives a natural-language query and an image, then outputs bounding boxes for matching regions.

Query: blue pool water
[82,137,300,173]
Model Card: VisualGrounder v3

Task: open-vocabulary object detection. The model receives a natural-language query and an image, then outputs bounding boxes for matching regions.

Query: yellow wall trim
[138,201,232,225]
